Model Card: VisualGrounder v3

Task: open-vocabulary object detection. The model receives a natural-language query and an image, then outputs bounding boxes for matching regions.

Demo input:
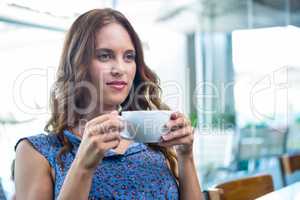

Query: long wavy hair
[44,8,178,180]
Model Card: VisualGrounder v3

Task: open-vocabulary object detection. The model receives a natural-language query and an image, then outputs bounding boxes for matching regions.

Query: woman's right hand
[74,111,123,171]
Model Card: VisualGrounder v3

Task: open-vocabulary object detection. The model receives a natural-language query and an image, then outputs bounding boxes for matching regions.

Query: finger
[86,119,124,136]
[165,117,190,132]
[102,131,121,142]
[89,131,120,146]
[162,126,193,141]
[160,134,194,147]
[170,112,184,120]
[102,139,120,150]
[98,119,124,133]
[159,138,185,147]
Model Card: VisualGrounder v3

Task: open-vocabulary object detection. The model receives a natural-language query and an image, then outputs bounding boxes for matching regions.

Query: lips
[106,80,127,90]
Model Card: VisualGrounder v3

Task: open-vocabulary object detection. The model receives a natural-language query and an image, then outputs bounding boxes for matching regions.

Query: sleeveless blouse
[15,130,179,199]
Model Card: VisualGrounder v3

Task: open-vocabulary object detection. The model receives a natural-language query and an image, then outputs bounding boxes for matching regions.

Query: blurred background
[1,0,300,199]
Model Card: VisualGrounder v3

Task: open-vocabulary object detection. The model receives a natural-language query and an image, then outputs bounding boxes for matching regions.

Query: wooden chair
[280,153,300,186]
[207,174,274,200]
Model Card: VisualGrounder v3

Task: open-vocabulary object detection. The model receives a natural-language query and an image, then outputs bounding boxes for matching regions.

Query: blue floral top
[15,130,179,199]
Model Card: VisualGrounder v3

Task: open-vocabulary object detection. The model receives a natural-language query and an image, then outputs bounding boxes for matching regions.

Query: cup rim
[121,110,172,114]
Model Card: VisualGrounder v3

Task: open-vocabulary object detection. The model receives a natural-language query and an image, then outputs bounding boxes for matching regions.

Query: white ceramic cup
[119,110,172,143]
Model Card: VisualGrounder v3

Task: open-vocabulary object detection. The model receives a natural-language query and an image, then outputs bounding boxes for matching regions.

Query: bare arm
[15,140,54,200]
[57,112,123,199]
[160,112,203,200]
[178,154,203,200]
[56,159,94,200]
[16,140,96,200]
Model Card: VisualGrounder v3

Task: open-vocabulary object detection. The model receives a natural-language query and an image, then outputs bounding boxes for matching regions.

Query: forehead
[95,23,135,50]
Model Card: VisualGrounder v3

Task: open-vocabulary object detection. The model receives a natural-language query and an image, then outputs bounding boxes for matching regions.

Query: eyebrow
[95,48,136,54]
[95,48,113,54]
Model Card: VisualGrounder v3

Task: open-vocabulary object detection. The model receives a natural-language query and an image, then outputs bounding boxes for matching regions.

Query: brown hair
[44,8,178,180]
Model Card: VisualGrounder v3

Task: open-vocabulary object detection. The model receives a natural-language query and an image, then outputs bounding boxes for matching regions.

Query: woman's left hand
[159,112,195,157]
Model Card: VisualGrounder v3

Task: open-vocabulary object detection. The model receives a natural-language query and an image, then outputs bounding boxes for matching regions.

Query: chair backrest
[280,153,300,186]
[207,174,274,200]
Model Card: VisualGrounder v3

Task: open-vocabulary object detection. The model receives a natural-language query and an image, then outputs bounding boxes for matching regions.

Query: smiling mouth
[106,81,127,91]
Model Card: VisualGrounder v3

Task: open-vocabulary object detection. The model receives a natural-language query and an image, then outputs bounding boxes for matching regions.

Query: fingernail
[171,113,177,120]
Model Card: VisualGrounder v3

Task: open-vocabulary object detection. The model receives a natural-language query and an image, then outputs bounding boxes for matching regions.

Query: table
[256,182,300,200]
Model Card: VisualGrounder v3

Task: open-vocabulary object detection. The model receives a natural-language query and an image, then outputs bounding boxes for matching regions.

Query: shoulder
[15,133,61,150]
[15,133,62,168]
[15,135,55,200]
[15,133,61,152]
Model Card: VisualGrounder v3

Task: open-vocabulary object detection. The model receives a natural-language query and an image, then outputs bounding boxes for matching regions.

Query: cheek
[90,61,109,82]
[128,64,137,80]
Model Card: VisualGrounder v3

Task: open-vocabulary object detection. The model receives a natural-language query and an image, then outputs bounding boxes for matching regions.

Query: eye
[124,52,136,62]
[97,53,112,62]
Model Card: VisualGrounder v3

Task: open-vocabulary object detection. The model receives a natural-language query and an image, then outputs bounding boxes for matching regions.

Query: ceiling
[0,0,175,32]
[1,0,300,33]
[157,0,300,32]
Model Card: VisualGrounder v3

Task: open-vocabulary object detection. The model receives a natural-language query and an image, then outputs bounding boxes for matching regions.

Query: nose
[111,59,125,77]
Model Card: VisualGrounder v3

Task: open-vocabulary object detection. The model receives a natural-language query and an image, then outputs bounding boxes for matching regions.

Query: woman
[15,8,202,200]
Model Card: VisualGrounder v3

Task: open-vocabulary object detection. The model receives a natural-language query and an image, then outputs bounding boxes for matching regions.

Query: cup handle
[118,116,135,140]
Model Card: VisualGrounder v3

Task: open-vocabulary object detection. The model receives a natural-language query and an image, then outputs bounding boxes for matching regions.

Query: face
[89,23,136,110]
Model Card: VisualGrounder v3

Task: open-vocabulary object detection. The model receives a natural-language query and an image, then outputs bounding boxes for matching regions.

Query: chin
[106,95,127,107]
